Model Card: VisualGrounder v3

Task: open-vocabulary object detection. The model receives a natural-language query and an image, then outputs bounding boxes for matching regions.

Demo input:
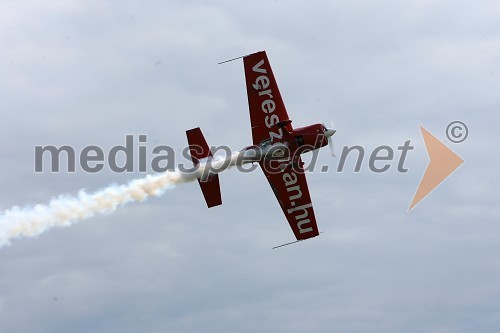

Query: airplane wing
[243,51,293,145]
[260,159,320,241]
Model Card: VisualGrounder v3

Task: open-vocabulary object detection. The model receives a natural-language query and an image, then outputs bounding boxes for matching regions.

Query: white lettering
[253,76,270,91]
[265,114,279,128]
[251,58,282,142]
[252,59,267,73]
[287,185,303,202]
[269,128,283,140]
[262,100,276,114]
[288,203,311,220]
[250,58,315,236]
[258,89,273,99]
[297,219,314,234]
[285,191,314,235]
[282,172,297,187]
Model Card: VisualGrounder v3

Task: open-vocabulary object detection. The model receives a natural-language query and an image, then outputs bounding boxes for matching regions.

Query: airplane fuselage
[241,122,335,164]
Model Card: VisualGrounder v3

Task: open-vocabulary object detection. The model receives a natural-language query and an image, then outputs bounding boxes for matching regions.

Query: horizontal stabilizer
[186,127,222,208]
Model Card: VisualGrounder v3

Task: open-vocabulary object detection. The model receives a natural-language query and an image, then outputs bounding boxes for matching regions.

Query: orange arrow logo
[408,125,464,211]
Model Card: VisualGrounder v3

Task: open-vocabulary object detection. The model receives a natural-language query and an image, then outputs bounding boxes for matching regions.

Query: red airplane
[186,51,336,246]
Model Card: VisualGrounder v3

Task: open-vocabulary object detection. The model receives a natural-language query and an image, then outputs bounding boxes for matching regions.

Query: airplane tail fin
[186,127,222,208]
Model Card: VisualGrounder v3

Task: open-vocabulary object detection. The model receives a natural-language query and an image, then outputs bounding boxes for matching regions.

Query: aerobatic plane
[186,51,336,246]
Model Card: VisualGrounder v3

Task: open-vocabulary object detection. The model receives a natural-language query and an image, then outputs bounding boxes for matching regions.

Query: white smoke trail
[0,151,249,248]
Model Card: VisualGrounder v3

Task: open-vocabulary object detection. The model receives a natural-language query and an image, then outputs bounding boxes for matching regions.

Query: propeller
[322,121,336,157]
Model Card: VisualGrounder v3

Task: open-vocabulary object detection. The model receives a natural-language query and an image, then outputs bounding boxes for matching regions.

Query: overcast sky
[1,1,499,332]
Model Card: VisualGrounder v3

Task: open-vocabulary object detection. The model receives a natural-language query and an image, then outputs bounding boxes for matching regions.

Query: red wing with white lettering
[243,51,293,145]
[259,160,320,241]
